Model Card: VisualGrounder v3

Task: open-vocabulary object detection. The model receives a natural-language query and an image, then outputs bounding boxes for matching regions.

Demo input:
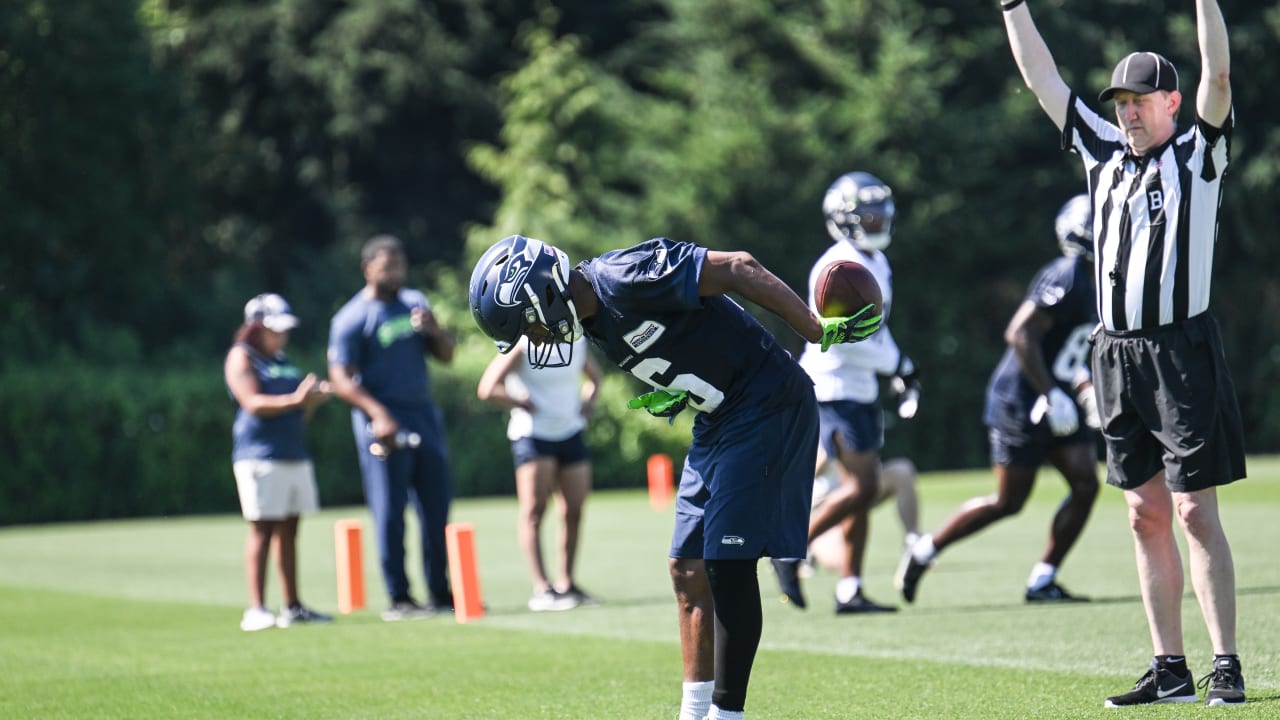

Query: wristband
[1001,0,1025,11]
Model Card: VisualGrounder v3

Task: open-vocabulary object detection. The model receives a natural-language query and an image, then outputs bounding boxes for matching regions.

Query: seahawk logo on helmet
[469,234,583,368]
[823,171,895,251]
[495,245,537,307]
[1055,194,1094,261]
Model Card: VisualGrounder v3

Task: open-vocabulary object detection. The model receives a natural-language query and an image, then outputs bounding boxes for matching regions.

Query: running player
[895,195,1100,604]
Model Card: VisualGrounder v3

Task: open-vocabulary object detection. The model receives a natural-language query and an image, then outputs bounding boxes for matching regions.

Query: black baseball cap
[1099,52,1179,102]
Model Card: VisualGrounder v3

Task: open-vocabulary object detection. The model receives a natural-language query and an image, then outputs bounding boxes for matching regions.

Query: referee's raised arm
[1196,0,1231,126]
[1000,0,1071,131]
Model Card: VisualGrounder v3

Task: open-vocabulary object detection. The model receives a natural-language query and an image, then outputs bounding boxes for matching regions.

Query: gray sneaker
[276,604,334,628]
[381,599,437,622]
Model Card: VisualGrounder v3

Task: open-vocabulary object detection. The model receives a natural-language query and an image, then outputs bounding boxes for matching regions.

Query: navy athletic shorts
[985,395,1096,467]
[1092,313,1246,492]
[670,376,818,561]
[816,399,883,458]
[510,432,589,468]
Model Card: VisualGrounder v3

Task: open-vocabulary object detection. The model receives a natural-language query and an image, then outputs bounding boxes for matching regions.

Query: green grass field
[2,458,1279,719]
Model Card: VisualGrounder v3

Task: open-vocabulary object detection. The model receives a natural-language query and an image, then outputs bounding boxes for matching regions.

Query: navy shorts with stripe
[670,375,818,561]
[1092,313,1246,492]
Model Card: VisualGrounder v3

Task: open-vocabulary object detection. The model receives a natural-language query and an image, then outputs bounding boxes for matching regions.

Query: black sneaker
[1025,581,1089,603]
[893,549,929,604]
[834,592,897,614]
[1197,656,1245,706]
[770,559,807,610]
[1104,661,1197,707]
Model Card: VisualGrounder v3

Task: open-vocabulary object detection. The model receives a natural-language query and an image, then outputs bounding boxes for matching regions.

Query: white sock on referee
[679,680,714,720]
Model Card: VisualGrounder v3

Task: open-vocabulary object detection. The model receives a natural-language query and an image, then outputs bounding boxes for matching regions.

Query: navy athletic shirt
[577,238,811,430]
[230,346,309,462]
[328,288,436,409]
[985,255,1098,423]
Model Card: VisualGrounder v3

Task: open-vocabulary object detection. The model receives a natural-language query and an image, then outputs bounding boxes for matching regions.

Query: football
[814,260,882,318]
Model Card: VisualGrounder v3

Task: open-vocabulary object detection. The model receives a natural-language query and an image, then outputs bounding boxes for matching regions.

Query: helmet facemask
[469,235,582,369]
[823,172,895,252]
[519,252,583,369]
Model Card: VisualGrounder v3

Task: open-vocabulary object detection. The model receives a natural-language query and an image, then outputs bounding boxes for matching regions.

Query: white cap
[244,293,299,332]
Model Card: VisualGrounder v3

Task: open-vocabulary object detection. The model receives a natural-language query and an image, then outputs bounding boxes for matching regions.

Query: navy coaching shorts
[1092,313,1246,492]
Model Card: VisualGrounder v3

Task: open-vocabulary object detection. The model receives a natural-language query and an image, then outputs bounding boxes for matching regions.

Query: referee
[1000,0,1246,708]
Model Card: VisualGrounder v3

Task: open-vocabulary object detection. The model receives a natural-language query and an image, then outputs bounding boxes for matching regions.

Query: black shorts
[510,432,589,468]
[1091,313,1246,492]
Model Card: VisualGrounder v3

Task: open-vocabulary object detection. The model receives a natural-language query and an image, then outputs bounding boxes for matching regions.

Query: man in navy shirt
[329,235,457,621]
[896,195,1101,605]
[470,235,880,720]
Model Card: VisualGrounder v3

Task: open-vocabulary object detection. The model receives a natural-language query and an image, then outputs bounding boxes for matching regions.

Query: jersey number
[629,358,725,413]
[1051,324,1094,383]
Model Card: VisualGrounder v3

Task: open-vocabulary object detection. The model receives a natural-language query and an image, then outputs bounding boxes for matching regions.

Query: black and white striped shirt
[1062,96,1232,332]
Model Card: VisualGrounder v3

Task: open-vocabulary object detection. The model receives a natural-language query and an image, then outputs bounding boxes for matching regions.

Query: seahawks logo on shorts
[720,535,745,546]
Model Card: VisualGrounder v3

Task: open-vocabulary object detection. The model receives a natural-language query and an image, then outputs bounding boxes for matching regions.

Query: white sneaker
[527,589,579,612]
[240,606,276,632]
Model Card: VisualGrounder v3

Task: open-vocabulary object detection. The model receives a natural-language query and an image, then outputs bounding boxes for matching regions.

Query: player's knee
[704,560,760,624]
[670,559,711,604]
[992,492,1028,517]
[883,457,918,484]
[1070,475,1100,505]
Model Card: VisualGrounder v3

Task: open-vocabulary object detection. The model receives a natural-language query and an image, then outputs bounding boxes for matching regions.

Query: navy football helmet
[1055,194,1094,261]
[823,171,895,251]
[469,235,582,368]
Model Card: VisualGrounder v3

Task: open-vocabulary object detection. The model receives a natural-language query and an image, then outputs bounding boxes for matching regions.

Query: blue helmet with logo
[1055,194,1094,261]
[469,235,582,368]
[823,171,895,251]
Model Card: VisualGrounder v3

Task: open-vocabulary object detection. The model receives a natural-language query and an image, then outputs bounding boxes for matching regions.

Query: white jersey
[505,338,589,442]
[798,241,902,403]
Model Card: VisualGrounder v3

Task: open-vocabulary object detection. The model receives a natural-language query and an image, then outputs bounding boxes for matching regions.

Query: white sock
[708,706,744,720]
[903,531,921,551]
[679,680,714,720]
[835,576,861,604]
[911,534,937,564]
[1027,562,1056,591]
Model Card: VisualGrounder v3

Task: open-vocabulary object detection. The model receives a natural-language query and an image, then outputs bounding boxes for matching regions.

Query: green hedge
[0,354,691,526]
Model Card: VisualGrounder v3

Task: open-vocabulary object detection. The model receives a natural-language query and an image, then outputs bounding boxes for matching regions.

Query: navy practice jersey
[577,238,811,429]
[985,255,1098,423]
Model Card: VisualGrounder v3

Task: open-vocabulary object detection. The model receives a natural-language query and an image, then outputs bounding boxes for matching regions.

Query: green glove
[820,304,882,351]
[628,389,690,422]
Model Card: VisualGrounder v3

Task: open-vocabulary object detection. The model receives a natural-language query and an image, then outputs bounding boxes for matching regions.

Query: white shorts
[233,459,320,521]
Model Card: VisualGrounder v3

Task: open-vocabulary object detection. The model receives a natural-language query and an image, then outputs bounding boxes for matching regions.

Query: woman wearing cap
[224,293,334,631]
